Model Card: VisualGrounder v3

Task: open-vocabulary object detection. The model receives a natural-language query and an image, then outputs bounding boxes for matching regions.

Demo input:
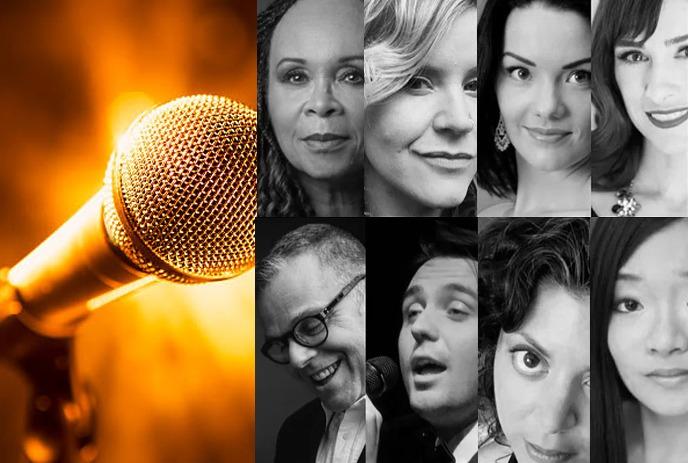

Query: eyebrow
[666,33,688,46]
[616,33,688,48]
[617,272,642,282]
[515,332,550,359]
[562,58,591,69]
[504,52,590,70]
[403,282,478,303]
[445,282,478,303]
[503,52,535,66]
[276,55,363,68]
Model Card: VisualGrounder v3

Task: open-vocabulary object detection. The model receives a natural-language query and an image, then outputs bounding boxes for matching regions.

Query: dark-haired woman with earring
[477,0,592,217]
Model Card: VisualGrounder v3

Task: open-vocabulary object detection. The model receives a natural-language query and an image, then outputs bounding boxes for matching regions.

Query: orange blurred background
[0,0,256,462]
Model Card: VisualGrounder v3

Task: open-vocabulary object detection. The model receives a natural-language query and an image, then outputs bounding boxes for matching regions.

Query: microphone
[367,356,399,399]
[1,95,257,338]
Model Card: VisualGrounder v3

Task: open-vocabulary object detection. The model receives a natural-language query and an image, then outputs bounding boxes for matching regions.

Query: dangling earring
[494,115,510,152]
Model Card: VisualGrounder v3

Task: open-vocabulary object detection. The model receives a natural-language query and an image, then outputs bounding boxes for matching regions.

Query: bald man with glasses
[256,224,366,463]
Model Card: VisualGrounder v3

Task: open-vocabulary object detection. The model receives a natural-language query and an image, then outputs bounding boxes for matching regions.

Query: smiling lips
[413,151,475,171]
[645,107,688,129]
[525,440,576,463]
[524,126,572,143]
[309,360,341,386]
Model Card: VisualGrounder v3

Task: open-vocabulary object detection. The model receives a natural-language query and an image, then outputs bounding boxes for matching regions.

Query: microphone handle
[7,190,145,338]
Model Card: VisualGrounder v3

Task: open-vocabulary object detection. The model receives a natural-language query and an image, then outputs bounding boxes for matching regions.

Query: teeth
[311,362,338,382]
[651,109,688,121]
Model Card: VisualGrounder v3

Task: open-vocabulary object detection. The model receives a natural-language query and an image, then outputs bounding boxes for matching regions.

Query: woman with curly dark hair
[258,0,364,217]
[478,218,590,463]
[591,0,688,216]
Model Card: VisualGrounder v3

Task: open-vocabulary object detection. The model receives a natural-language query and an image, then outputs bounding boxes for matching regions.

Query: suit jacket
[274,399,365,463]
[378,414,477,463]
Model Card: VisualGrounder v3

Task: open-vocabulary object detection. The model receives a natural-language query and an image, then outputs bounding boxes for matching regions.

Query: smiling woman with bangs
[592,0,688,216]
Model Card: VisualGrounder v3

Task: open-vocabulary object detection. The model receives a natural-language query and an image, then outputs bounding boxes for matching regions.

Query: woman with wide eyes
[477,0,592,217]
[479,218,590,463]
[592,0,688,216]
[258,0,364,217]
[591,218,688,463]
[364,0,477,217]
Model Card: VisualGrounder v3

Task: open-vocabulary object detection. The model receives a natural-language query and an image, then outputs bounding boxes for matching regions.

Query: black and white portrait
[591,218,688,462]
[479,218,590,463]
[591,0,688,217]
[258,0,364,217]
[364,0,478,217]
[255,219,366,463]
[367,219,478,463]
[477,0,592,217]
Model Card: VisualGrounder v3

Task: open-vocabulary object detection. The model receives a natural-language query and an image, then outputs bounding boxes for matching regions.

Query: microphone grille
[102,95,256,283]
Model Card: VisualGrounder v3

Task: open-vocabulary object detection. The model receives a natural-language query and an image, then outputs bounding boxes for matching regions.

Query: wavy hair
[590,218,680,463]
[591,0,663,190]
[477,0,591,198]
[257,0,315,217]
[478,218,589,444]
[364,0,478,216]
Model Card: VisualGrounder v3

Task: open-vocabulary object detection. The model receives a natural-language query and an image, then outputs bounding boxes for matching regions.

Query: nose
[644,57,684,107]
[288,338,318,369]
[534,79,567,120]
[410,309,439,344]
[432,90,475,135]
[645,303,688,356]
[538,379,578,434]
[304,78,343,117]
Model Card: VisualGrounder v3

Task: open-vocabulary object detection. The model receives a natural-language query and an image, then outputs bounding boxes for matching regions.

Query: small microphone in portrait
[367,356,400,399]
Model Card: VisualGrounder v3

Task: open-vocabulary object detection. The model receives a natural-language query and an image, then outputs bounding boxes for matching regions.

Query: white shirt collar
[452,421,478,463]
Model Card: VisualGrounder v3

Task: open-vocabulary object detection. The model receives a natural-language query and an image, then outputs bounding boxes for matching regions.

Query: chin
[413,183,472,210]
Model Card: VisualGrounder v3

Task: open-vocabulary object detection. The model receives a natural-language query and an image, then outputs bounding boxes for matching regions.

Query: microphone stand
[0,272,96,463]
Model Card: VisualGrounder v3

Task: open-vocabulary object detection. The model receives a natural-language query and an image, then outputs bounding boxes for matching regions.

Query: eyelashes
[509,346,548,377]
[613,297,644,313]
[503,66,591,87]
[278,67,364,86]
[403,75,478,97]
[615,45,688,64]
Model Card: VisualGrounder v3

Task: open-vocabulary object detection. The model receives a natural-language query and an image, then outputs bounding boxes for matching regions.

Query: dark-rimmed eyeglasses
[261,274,365,364]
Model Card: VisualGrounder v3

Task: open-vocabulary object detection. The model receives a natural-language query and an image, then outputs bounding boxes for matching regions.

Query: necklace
[612,182,640,216]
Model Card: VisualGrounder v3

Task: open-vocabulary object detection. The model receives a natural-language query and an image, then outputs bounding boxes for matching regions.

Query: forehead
[634,0,688,45]
[425,8,477,71]
[503,5,590,65]
[513,284,590,359]
[258,253,338,331]
[619,221,688,282]
[407,257,477,291]
[270,0,363,63]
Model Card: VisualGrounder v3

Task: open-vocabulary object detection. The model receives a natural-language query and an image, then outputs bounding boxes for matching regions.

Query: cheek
[397,329,412,379]
[607,318,635,372]
[365,97,432,156]
[614,66,643,111]
[496,80,527,127]
[493,349,529,433]
[339,88,365,133]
